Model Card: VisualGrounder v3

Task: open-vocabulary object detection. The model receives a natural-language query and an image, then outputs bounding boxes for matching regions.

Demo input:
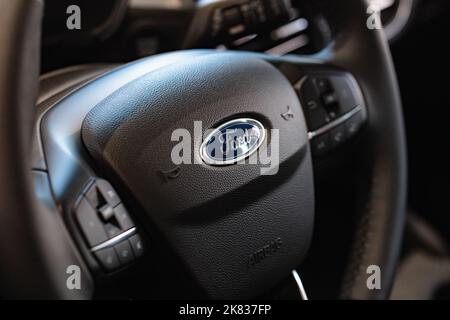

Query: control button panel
[74,178,144,272]
[295,73,367,156]
[210,0,292,38]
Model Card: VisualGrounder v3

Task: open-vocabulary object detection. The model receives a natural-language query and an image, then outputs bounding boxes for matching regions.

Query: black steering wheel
[0,0,406,299]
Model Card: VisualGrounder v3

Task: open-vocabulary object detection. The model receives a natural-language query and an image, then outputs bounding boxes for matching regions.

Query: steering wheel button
[129,234,144,258]
[114,204,135,230]
[75,198,108,247]
[95,248,120,272]
[330,76,359,113]
[299,78,330,129]
[84,185,105,209]
[114,240,134,265]
[346,111,364,137]
[330,124,347,148]
[322,93,338,108]
[306,107,329,130]
[99,204,114,221]
[311,133,330,156]
[314,77,333,94]
[299,78,319,106]
[104,222,122,239]
[96,179,121,207]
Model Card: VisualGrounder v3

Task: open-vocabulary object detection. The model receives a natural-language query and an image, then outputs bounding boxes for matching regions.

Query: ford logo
[200,118,266,165]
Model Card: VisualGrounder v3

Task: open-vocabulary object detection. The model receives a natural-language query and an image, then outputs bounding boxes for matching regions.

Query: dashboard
[40,0,435,72]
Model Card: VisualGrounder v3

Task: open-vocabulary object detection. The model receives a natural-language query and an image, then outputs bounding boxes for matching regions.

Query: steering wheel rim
[0,0,406,299]
[313,0,407,299]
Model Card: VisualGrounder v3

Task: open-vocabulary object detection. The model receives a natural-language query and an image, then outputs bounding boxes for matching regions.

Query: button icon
[330,125,347,148]
[311,134,330,156]
[281,105,294,121]
[307,101,317,111]
[114,240,134,264]
[95,248,120,271]
[129,234,144,257]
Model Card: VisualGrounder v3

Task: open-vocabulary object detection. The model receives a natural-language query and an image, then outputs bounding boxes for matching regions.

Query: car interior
[0,0,449,300]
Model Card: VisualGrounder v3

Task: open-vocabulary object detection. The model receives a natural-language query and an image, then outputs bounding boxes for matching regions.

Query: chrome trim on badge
[200,118,266,166]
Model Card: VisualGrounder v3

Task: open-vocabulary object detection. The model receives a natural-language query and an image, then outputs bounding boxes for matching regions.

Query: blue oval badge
[200,118,266,165]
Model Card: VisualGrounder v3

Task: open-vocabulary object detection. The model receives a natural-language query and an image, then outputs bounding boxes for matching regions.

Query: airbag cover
[82,53,314,298]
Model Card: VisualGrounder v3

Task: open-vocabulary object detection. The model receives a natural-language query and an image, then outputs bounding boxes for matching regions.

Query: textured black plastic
[82,54,314,299]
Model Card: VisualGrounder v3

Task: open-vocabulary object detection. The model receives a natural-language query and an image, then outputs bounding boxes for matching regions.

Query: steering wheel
[0,0,406,299]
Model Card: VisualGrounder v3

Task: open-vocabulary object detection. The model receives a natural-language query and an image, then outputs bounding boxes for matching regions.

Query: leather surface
[33,64,115,170]
[38,64,116,105]
[312,0,407,299]
[0,0,56,298]
[0,0,93,299]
